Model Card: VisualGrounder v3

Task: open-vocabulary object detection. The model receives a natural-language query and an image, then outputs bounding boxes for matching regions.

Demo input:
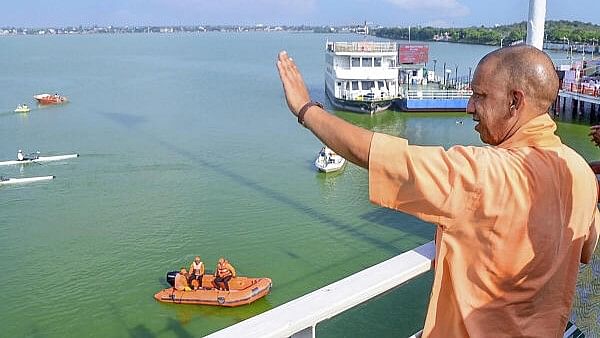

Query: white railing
[342,90,396,102]
[327,41,397,53]
[404,89,473,100]
[206,241,436,338]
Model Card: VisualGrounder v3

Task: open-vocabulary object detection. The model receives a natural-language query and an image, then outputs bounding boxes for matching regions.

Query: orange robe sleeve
[368,132,484,227]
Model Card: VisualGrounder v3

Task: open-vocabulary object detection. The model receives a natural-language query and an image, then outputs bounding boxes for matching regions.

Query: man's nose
[466,98,475,114]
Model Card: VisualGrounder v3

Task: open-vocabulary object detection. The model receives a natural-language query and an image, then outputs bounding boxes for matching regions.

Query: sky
[1,0,599,28]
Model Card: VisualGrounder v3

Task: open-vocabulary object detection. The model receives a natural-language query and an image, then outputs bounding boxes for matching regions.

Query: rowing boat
[0,175,55,185]
[0,154,79,166]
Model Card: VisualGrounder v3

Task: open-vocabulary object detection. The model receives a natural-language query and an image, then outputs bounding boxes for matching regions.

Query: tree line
[373,20,600,46]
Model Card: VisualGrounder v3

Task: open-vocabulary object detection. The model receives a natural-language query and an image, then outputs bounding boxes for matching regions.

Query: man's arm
[228,263,236,277]
[276,51,373,168]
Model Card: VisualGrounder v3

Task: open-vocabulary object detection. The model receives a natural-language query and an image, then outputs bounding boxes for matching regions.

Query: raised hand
[276,51,311,117]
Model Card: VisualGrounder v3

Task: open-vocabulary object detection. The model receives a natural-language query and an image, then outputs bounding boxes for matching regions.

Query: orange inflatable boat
[154,272,272,307]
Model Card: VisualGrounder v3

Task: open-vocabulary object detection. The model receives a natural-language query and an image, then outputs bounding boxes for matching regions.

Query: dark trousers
[213,275,232,291]
[188,274,203,289]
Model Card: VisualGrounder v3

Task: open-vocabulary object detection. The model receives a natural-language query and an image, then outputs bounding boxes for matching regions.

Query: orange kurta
[368,114,599,337]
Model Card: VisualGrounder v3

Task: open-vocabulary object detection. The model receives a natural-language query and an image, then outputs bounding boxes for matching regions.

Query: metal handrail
[327,41,397,53]
[404,89,473,100]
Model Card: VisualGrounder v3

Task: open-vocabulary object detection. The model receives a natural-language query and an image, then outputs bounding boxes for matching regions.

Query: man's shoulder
[446,144,508,161]
[558,144,596,177]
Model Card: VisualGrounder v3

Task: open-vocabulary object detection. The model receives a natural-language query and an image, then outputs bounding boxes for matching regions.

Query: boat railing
[206,241,435,338]
[404,89,473,100]
[327,41,397,53]
[343,90,396,102]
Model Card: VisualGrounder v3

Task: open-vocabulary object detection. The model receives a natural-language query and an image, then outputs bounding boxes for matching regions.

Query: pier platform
[554,82,600,124]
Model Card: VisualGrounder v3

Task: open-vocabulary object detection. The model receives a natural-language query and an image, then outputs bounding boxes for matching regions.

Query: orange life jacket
[217,263,232,278]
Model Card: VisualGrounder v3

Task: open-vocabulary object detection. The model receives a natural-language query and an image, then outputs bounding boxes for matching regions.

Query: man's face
[467,61,514,145]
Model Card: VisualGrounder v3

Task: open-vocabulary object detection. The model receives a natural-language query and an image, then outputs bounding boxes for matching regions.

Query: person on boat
[17,150,24,161]
[590,124,600,148]
[174,267,191,291]
[188,256,205,290]
[276,46,599,337]
[213,258,236,291]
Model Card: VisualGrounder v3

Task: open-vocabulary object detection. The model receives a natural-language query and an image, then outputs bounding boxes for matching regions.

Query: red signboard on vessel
[398,44,429,64]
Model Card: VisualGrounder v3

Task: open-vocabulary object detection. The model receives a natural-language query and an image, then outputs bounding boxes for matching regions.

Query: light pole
[443,62,447,86]
[454,64,458,85]
[468,67,472,86]
[563,36,572,64]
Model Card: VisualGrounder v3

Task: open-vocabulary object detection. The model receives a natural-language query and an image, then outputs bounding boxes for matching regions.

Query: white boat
[0,175,55,185]
[14,104,31,113]
[325,41,399,114]
[315,146,346,173]
[0,153,79,166]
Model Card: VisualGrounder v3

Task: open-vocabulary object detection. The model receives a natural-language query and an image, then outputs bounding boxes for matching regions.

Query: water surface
[0,32,597,337]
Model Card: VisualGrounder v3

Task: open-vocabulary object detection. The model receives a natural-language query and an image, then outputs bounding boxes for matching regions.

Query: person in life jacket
[17,150,24,161]
[174,267,191,291]
[213,257,236,291]
[188,256,205,290]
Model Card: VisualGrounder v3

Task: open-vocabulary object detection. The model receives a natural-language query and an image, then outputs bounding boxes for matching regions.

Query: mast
[526,0,546,50]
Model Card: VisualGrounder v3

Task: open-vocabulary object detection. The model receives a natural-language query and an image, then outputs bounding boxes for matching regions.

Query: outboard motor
[166,271,178,287]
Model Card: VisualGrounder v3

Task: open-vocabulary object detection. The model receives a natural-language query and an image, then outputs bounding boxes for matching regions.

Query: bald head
[479,44,559,115]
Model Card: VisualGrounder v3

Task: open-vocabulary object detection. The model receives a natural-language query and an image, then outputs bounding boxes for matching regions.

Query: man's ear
[510,90,525,116]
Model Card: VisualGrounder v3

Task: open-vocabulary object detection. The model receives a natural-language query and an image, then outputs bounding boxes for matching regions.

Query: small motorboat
[154,271,272,307]
[315,146,346,173]
[34,93,68,105]
[14,104,30,113]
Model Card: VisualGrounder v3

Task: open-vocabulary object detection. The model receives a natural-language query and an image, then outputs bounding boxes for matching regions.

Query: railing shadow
[97,110,430,257]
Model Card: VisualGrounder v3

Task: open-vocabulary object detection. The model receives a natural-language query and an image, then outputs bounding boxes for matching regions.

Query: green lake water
[0,33,597,337]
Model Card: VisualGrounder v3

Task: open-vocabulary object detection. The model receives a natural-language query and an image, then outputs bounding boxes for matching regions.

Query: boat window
[351,57,360,67]
[362,81,375,90]
[352,81,359,90]
[377,81,386,89]
[346,82,350,90]
[361,57,373,67]
[374,58,382,67]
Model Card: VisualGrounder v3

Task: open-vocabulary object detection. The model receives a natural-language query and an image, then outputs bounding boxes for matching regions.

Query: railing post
[290,326,316,338]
